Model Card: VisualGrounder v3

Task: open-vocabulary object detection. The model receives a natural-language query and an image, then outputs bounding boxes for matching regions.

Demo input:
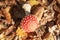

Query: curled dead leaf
[53,4,60,13]
[57,14,60,19]
[57,0,60,4]
[57,20,60,29]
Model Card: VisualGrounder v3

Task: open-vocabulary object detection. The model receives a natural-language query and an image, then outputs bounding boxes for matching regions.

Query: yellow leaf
[28,0,39,6]
[16,27,27,38]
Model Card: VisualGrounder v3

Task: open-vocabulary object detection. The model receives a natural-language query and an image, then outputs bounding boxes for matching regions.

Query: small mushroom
[20,6,44,33]
[20,15,39,32]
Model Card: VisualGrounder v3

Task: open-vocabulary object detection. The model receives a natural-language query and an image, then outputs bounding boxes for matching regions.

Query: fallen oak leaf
[20,6,44,33]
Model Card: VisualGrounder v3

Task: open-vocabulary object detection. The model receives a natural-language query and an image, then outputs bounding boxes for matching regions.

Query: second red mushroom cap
[21,15,39,33]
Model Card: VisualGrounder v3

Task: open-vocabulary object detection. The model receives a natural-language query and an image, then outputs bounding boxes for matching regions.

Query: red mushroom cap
[21,15,39,33]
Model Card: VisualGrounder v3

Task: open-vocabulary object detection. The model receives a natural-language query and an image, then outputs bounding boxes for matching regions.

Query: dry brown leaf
[57,0,60,4]
[2,6,12,24]
[57,14,60,19]
[43,32,55,40]
[0,32,6,40]
[5,25,15,35]
[53,4,60,13]
[6,32,15,40]
[37,0,47,6]
[56,19,60,29]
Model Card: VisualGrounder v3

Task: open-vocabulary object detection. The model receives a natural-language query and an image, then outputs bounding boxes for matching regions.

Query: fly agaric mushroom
[20,7,44,33]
